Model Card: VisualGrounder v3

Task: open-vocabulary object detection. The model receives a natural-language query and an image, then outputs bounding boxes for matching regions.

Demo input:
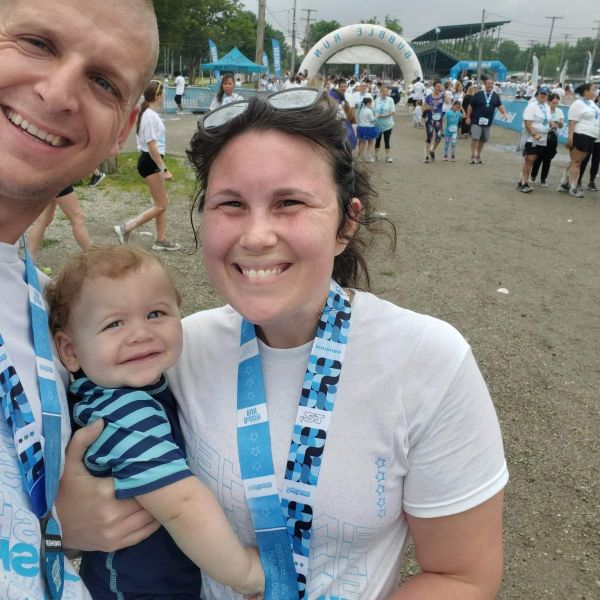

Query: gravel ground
[36,106,599,599]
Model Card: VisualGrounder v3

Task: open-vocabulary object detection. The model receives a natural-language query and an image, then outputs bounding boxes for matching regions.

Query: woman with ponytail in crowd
[113,80,180,251]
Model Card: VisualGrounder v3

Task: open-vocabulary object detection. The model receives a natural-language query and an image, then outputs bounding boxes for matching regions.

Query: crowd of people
[6,0,600,596]
[2,1,510,599]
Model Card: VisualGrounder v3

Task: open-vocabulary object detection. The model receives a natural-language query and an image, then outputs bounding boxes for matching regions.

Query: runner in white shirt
[174,70,186,113]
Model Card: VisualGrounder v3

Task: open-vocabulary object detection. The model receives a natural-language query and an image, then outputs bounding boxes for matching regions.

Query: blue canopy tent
[449,60,508,81]
[202,47,267,74]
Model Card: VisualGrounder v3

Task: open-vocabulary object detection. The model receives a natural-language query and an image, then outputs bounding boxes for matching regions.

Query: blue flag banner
[272,38,282,78]
[208,39,220,80]
[354,63,360,78]
[262,51,269,73]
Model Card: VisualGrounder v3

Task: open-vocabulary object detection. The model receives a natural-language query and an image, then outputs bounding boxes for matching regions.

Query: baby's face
[56,263,182,389]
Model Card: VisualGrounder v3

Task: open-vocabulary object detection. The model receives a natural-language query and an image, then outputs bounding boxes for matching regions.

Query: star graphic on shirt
[377,497,386,507]
[250,447,260,457]
[376,484,385,496]
[375,457,386,468]
[378,508,386,518]
[252,461,262,471]
[376,472,385,482]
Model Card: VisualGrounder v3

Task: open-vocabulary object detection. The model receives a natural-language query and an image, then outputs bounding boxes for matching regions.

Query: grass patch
[41,238,60,249]
[380,271,397,277]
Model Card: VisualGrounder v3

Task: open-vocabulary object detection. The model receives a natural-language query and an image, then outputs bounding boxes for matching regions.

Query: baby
[46,245,264,598]
[412,100,424,128]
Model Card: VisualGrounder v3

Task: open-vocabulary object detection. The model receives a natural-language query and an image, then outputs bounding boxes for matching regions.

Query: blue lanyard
[538,102,549,127]
[0,238,64,598]
[238,280,351,599]
[483,90,493,107]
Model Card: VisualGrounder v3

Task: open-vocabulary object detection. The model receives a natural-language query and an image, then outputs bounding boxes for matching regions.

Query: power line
[545,16,563,47]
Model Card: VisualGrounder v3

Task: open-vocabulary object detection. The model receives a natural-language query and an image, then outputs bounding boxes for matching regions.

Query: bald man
[0,0,159,596]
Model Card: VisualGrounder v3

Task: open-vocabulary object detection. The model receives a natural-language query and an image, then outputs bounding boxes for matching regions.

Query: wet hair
[187,95,396,290]
[216,72,236,104]
[548,93,559,103]
[46,245,181,334]
[452,100,462,107]
[174,70,181,77]
[361,97,373,106]
[136,79,163,134]
[575,82,592,96]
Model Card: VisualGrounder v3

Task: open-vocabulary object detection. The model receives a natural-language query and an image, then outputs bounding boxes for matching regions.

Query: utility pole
[291,0,298,74]
[558,34,570,73]
[301,8,317,56]
[592,21,600,79]
[476,9,485,81]
[255,0,266,79]
[543,16,563,80]
[524,40,535,79]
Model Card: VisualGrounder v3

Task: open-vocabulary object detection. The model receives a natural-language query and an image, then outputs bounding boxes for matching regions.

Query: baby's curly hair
[45,245,181,334]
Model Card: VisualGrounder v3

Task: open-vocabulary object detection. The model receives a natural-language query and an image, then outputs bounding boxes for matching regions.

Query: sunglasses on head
[198,87,326,130]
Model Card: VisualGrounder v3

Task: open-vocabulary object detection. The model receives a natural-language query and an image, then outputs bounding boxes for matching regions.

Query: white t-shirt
[209,92,244,111]
[168,292,508,600]
[568,98,600,138]
[357,105,375,127]
[0,242,91,599]
[136,108,166,154]
[523,101,552,144]
[412,81,425,101]
[353,90,373,109]
[175,75,185,95]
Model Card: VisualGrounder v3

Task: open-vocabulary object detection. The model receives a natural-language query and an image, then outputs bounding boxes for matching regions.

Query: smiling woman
[157,91,510,599]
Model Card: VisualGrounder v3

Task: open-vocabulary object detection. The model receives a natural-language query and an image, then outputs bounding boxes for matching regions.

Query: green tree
[383,16,403,35]
[496,40,521,70]
[305,19,341,52]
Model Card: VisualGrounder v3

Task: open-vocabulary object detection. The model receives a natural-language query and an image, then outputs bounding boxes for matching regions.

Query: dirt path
[38,106,599,599]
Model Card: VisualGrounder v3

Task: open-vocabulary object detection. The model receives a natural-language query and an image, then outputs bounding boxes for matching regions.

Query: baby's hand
[232,546,265,596]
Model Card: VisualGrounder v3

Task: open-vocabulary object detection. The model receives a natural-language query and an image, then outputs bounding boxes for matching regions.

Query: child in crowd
[357,97,379,162]
[46,245,264,599]
[412,100,424,128]
[442,100,465,162]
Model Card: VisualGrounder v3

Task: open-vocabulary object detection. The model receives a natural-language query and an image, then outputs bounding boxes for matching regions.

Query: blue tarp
[202,47,267,74]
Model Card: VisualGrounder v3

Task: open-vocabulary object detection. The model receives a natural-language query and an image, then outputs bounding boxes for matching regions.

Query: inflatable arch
[298,24,422,82]
[449,60,508,81]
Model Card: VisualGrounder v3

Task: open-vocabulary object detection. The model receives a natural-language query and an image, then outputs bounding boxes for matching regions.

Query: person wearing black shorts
[517,87,552,193]
[557,83,600,198]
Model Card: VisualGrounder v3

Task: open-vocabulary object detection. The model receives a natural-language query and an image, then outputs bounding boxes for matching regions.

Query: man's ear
[109,105,140,157]
[54,331,80,373]
[335,198,362,256]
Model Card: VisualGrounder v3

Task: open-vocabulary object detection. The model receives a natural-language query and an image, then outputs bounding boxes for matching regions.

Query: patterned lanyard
[483,90,493,107]
[237,280,351,599]
[0,238,64,599]
[537,102,549,127]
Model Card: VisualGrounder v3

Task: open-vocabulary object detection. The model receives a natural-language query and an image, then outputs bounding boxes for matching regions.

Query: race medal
[40,514,65,599]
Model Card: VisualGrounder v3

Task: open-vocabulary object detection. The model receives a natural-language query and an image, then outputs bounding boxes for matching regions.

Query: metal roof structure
[411,21,510,43]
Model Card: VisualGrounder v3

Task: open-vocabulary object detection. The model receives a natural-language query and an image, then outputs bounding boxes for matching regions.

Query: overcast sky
[262,0,600,48]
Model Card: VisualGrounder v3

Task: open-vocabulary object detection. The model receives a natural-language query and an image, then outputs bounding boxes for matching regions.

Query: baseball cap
[538,86,550,95]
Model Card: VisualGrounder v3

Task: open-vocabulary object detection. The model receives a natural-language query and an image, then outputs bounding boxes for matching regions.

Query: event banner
[263,51,269,73]
[272,39,282,77]
[208,39,220,80]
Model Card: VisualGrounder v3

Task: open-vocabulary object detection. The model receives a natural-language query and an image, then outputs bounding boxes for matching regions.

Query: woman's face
[201,130,357,348]
[549,97,559,110]
[222,77,235,96]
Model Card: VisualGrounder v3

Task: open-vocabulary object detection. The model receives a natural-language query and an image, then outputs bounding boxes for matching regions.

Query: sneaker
[443,156,448,161]
[374,155,379,162]
[470,157,476,164]
[557,182,570,193]
[152,239,181,251]
[429,150,435,162]
[424,155,430,163]
[540,180,549,188]
[474,158,482,164]
[89,171,105,187]
[569,187,584,198]
[113,223,129,244]
[451,156,456,162]
[518,183,533,193]
[386,157,393,163]
[365,157,375,163]
[587,181,598,192]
